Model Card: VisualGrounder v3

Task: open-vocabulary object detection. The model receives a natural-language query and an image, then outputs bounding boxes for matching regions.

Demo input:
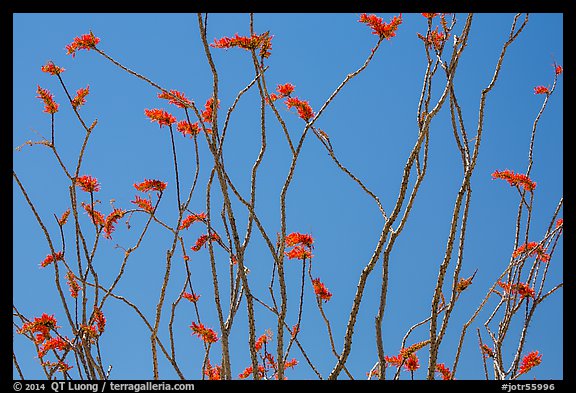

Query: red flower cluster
[238,365,267,379]
[36,86,59,114]
[182,292,201,303]
[144,108,177,128]
[201,97,220,124]
[41,62,65,75]
[421,13,439,19]
[191,233,221,251]
[518,351,542,375]
[312,278,332,302]
[491,169,536,192]
[254,330,273,352]
[359,13,403,39]
[418,27,448,50]
[81,202,105,226]
[131,195,154,213]
[285,232,314,260]
[134,179,167,193]
[179,212,207,230]
[268,83,295,103]
[385,353,420,372]
[71,86,90,109]
[190,321,219,343]
[66,32,100,57]
[285,232,314,248]
[58,209,71,226]
[37,336,70,358]
[435,363,453,380]
[18,313,59,344]
[533,86,550,95]
[512,242,550,263]
[41,360,73,374]
[41,251,64,268]
[204,361,222,380]
[103,208,125,239]
[211,32,273,58]
[79,324,99,343]
[177,121,203,137]
[65,271,81,298]
[158,89,193,108]
[92,307,106,335]
[76,175,100,193]
[555,64,563,75]
[497,281,535,299]
[285,97,315,122]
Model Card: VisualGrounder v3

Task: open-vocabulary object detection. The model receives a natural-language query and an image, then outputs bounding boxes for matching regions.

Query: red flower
[176,120,202,137]
[144,108,176,127]
[201,97,220,123]
[76,175,100,193]
[71,85,90,109]
[204,361,222,380]
[403,353,420,372]
[385,354,403,367]
[41,251,64,268]
[41,360,73,373]
[131,195,154,213]
[518,351,542,375]
[92,307,106,334]
[66,32,100,57]
[191,233,220,251]
[239,365,266,379]
[421,13,439,19]
[533,86,550,95]
[285,232,314,248]
[359,13,402,39]
[285,246,312,260]
[276,83,295,97]
[58,209,71,226]
[80,324,99,342]
[36,86,59,114]
[182,292,201,303]
[512,242,550,263]
[211,32,273,58]
[254,330,273,352]
[312,278,332,302]
[190,321,219,343]
[285,97,314,121]
[18,313,60,344]
[497,281,535,299]
[158,89,193,108]
[554,65,563,75]
[134,179,167,193]
[179,212,207,230]
[435,363,453,380]
[81,202,105,226]
[418,27,448,50]
[103,208,125,239]
[492,169,536,192]
[285,358,298,369]
[38,336,70,358]
[65,271,81,298]
[41,62,65,75]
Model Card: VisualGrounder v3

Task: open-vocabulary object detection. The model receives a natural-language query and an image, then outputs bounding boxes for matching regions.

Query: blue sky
[13,13,563,380]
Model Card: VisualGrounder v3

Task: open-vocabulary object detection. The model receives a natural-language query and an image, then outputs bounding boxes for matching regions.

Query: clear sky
[13,13,563,380]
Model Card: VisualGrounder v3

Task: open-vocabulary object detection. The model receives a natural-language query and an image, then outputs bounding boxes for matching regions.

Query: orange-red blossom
[359,13,402,39]
[190,322,219,344]
[492,169,536,192]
